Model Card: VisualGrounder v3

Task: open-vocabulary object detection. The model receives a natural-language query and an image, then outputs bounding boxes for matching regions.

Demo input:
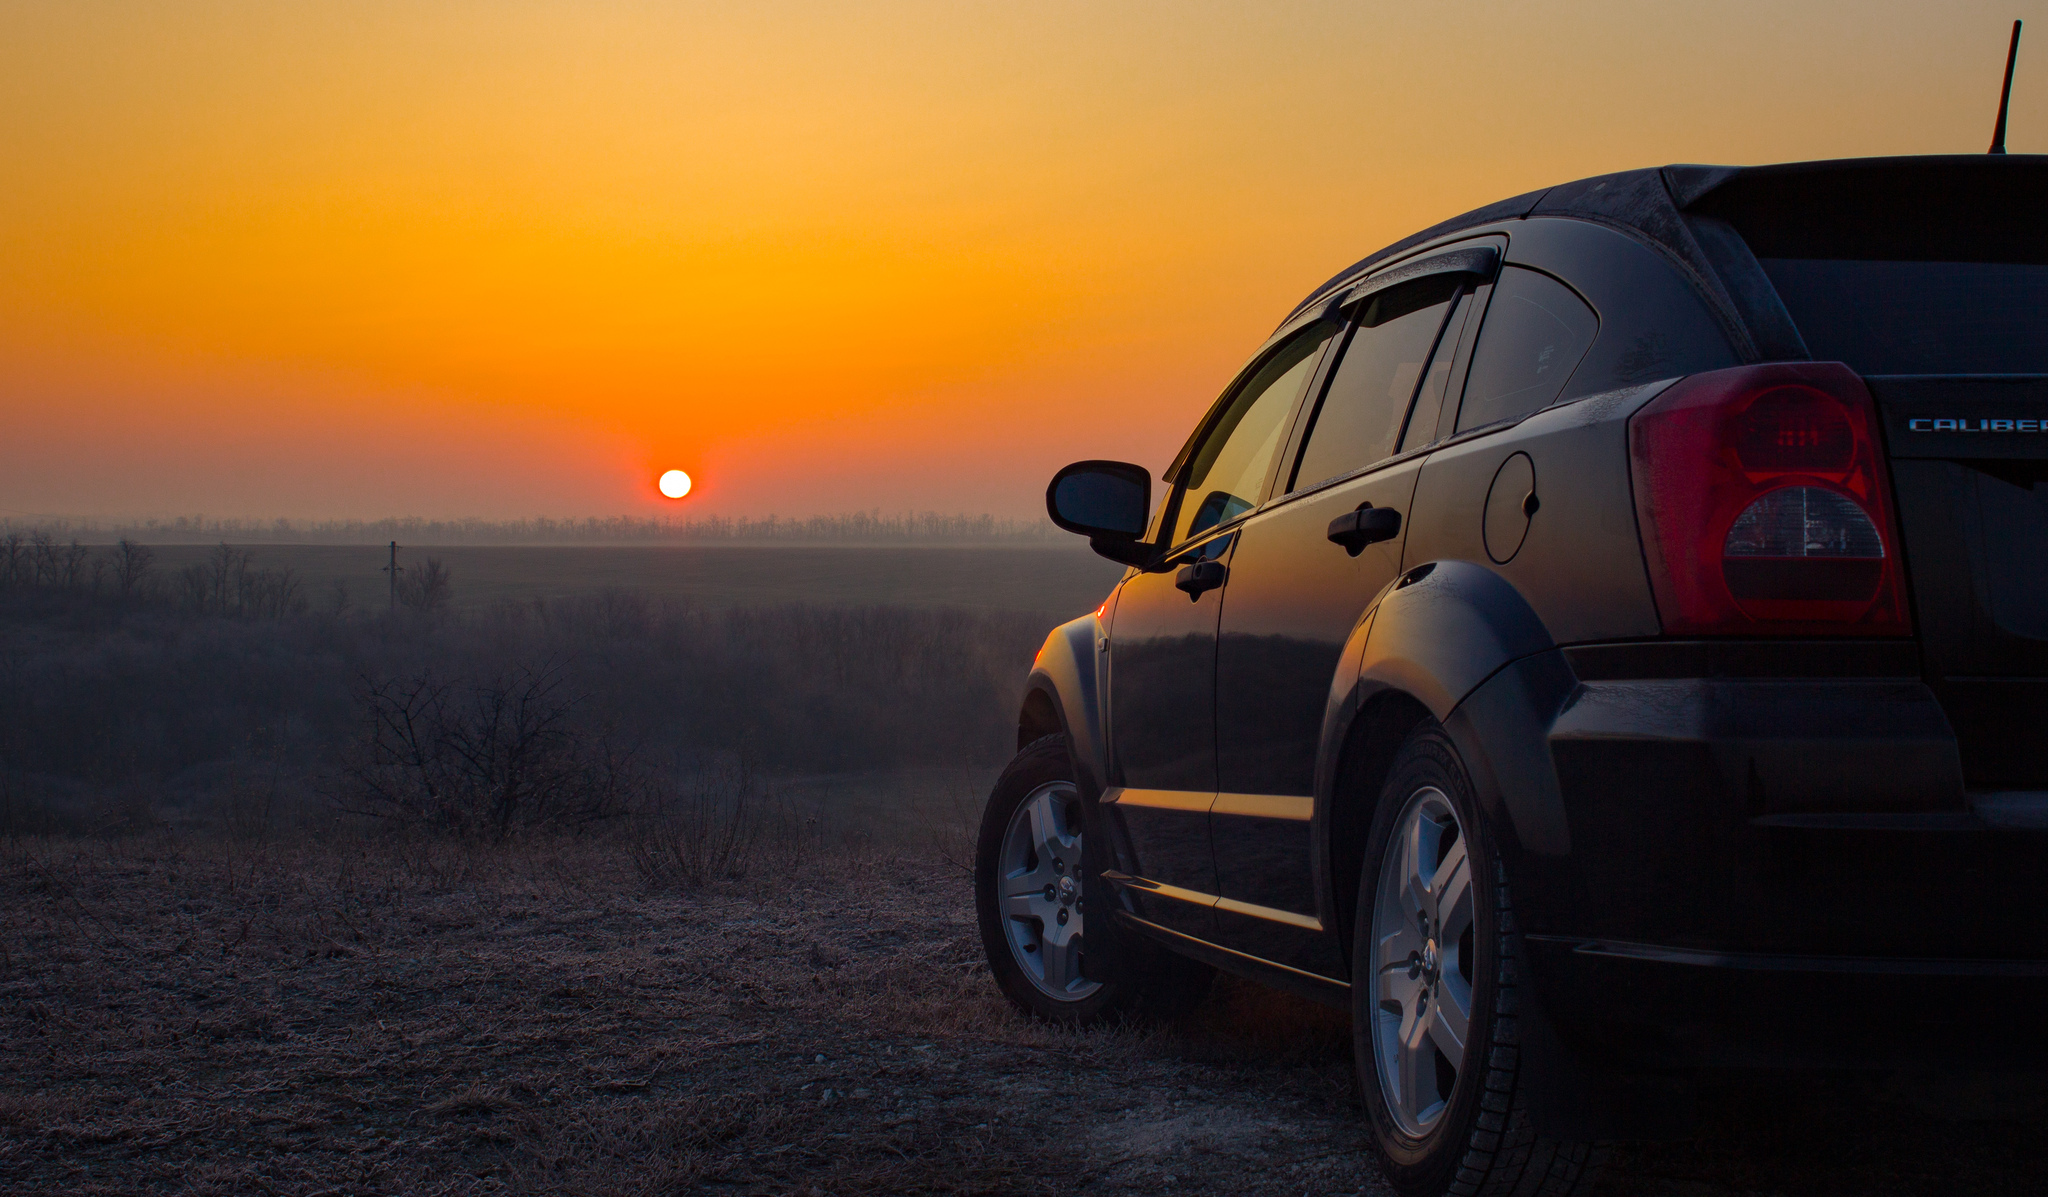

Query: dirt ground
[2,836,2043,1196]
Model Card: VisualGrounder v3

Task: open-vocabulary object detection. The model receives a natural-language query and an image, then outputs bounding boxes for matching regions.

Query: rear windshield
[1760,258,2048,375]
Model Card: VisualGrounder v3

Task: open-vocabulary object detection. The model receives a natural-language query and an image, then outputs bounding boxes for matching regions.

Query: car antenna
[1991,19,2023,154]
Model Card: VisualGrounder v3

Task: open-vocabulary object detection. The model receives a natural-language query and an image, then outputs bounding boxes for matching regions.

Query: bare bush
[626,763,785,888]
[0,533,158,602]
[218,770,279,843]
[397,556,452,612]
[0,532,22,589]
[341,663,633,838]
[176,543,306,618]
[27,531,56,587]
[111,539,154,599]
[55,540,90,590]
[11,532,94,592]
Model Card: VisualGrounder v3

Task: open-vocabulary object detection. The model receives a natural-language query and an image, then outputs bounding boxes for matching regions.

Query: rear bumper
[1450,645,2048,1068]
[1523,934,2048,1069]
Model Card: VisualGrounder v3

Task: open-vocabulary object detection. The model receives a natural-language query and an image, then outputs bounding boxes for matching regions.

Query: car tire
[1353,723,1605,1197]
[975,733,1212,1024]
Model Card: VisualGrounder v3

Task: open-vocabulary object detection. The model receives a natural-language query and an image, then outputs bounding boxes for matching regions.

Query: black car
[971,156,2048,1196]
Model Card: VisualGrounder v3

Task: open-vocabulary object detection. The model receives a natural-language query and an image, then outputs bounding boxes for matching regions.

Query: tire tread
[1361,726,1605,1197]
[1441,856,1604,1197]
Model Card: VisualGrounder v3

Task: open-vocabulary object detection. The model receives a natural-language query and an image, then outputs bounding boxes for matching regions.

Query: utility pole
[382,541,403,613]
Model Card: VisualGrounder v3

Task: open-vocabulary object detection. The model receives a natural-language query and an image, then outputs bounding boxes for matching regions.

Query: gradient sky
[3,1,2042,521]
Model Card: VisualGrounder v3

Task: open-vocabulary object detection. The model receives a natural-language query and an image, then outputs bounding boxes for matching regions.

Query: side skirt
[1112,909,1350,1009]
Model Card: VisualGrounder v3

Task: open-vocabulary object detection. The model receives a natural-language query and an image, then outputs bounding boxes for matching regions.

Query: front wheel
[1354,723,1604,1197]
[974,734,1210,1024]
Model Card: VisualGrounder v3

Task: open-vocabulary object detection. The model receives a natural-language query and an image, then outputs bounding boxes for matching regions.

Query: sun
[658,469,692,499]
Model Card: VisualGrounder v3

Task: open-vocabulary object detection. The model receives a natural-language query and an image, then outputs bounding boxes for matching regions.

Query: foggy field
[5,834,2044,1197]
[0,540,1100,839]
[4,540,2046,1195]
[140,544,1126,617]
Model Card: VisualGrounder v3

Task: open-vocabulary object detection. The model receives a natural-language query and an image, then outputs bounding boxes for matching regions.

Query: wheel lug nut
[1057,909,1069,925]
[1053,859,1064,873]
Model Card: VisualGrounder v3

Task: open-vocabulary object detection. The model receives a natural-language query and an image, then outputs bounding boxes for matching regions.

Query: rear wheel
[1354,723,1604,1196]
[974,733,1211,1023]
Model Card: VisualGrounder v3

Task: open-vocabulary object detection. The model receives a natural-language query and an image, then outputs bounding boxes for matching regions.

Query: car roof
[1282,154,2048,328]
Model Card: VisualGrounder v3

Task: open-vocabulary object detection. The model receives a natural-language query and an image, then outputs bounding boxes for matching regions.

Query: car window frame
[1282,276,1471,497]
[1416,279,1492,447]
[1145,237,1513,556]
[1153,308,1346,553]
[1255,237,1505,512]
[1444,263,1601,437]
[1249,289,1476,516]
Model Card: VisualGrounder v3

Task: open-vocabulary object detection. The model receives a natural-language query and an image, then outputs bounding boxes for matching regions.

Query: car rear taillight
[1628,362,1910,637]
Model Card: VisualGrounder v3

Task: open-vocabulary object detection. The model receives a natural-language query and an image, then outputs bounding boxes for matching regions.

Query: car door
[1102,317,1339,940]
[1208,254,1487,972]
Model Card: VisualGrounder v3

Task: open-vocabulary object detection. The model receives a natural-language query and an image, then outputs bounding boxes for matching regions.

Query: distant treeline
[0,532,449,617]
[3,510,1063,546]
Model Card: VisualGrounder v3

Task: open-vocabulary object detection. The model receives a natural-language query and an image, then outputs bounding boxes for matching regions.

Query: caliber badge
[1906,418,2048,431]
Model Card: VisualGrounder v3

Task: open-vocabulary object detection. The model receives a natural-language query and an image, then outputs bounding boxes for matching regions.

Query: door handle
[1174,559,1227,599]
[1327,503,1402,557]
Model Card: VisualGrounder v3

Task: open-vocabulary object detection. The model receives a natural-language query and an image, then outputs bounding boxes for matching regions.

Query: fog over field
[5,529,2045,1195]
[138,543,1125,617]
[0,534,1119,840]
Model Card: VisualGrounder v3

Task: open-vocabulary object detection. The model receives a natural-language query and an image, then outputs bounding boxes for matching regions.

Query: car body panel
[1098,531,1236,940]
[1403,379,1674,647]
[1209,456,1427,976]
[1867,375,2048,788]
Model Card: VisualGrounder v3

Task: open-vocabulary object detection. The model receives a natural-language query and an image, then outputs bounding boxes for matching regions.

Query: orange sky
[2,1,2042,521]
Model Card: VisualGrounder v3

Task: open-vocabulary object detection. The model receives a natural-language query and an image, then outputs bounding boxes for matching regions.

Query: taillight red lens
[1629,362,1911,637]
[1733,387,1855,476]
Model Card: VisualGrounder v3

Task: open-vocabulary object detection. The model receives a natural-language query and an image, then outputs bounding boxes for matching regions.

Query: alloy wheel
[1368,785,1476,1137]
[996,781,1101,1001]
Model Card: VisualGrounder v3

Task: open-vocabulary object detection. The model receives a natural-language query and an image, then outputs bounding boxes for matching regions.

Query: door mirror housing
[1047,460,1155,567]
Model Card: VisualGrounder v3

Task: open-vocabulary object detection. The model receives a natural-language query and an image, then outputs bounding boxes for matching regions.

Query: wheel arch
[1018,612,1112,799]
[1017,687,1061,751]
[1322,689,1433,965]
[1313,559,1569,973]
[1313,560,1653,1141]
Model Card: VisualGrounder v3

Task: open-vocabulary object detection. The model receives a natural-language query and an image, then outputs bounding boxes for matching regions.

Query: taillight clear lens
[1630,363,1911,637]
[1724,486,1884,560]
[1722,485,1887,612]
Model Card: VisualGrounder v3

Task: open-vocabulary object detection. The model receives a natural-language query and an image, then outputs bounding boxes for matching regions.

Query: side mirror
[1046,460,1154,567]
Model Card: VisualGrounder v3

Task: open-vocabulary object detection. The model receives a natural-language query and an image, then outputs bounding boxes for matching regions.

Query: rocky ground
[2,835,2043,1195]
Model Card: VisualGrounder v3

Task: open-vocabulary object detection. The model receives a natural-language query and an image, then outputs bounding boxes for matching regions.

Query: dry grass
[0,834,1370,1196]
[2,835,2043,1196]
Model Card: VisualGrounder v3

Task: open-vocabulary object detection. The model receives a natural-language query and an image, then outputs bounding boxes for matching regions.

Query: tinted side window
[1456,267,1597,432]
[1173,324,1336,545]
[1290,276,1460,492]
